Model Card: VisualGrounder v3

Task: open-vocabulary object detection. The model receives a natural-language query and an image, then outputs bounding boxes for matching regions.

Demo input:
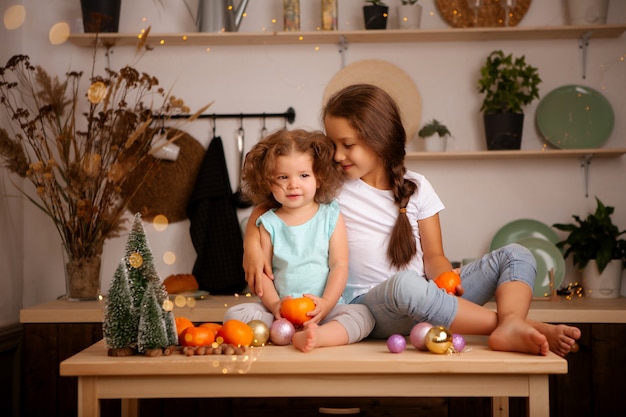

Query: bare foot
[530,321,581,357]
[292,323,320,353]
[489,317,550,356]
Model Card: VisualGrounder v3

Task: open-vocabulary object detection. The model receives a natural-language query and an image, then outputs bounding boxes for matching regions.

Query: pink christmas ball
[269,318,295,345]
[410,322,433,351]
[452,333,466,352]
[386,334,407,353]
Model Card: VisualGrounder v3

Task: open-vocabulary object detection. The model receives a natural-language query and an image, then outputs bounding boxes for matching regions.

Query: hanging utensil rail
[155,107,296,124]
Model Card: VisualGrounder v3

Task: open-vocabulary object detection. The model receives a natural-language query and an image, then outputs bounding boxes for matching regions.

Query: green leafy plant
[477,50,541,114]
[553,197,626,273]
[365,0,387,5]
[418,119,451,139]
[401,0,419,5]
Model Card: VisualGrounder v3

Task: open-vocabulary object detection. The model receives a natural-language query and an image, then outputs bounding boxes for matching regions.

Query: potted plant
[397,0,422,30]
[418,119,451,152]
[477,50,541,150]
[553,197,626,298]
[363,0,389,30]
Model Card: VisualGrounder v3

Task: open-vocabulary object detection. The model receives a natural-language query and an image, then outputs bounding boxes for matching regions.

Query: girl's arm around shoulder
[257,223,281,317]
[243,204,273,296]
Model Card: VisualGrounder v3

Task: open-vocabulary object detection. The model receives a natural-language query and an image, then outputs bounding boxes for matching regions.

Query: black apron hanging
[186,136,246,294]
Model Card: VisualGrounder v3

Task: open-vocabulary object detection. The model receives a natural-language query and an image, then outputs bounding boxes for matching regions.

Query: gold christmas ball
[128,252,144,268]
[247,320,270,347]
[425,325,452,354]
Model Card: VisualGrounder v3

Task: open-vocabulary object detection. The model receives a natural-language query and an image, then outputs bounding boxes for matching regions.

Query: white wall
[1,0,625,317]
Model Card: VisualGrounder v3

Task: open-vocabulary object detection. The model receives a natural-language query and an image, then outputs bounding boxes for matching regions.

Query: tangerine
[175,316,195,337]
[280,297,315,326]
[218,319,254,347]
[434,271,461,294]
[199,322,223,338]
[180,326,215,347]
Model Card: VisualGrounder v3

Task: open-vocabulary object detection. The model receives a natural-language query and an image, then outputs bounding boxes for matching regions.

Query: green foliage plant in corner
[553,197,626,274]
[478,49,542,115]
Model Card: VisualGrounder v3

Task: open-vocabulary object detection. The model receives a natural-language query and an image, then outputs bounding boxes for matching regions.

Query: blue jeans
[350,243,536,339]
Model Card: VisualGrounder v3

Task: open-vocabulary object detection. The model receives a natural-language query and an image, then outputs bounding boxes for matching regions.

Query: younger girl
[244,85,580,357]
[224,129,374,352]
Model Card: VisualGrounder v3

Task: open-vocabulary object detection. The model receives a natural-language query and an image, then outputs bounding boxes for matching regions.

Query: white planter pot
[563,0,609,26]
[423,135,448,152]
[582,259,623,298]
[397,5,422,30]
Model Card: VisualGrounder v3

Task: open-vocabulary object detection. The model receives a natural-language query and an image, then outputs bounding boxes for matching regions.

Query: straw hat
[323,59,422,141]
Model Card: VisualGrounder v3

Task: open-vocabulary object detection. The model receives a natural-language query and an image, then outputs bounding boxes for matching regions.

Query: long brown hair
[323,84,417,268]
[241,129,343,208]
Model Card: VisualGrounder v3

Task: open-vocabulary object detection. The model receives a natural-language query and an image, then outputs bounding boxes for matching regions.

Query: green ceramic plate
[516,238,565,298]
[490,219,560,252]
[536,85,614,149]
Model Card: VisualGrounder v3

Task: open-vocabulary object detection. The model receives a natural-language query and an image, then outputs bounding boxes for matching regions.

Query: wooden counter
[20,295,626,324]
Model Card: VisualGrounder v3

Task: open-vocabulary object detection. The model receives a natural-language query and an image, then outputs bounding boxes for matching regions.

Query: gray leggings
[352,243,536,339]
[223,302,375,344]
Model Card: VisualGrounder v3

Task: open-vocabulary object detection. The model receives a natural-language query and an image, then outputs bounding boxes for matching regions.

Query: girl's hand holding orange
[280,296,316,326]
[434,271,461,295]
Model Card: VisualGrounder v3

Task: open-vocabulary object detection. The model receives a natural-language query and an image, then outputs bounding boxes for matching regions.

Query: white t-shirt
[337,171,445,303]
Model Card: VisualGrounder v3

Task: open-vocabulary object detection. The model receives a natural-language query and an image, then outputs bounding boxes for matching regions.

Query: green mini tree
[103,213,177,356]
[103,263,135,352]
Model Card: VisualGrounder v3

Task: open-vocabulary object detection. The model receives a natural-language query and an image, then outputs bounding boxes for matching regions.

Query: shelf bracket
[578,31,592,79]
[338,35,348,68]
[580,154,593,198]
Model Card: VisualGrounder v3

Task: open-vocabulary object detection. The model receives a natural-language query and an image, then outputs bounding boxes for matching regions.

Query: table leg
[78,377,100,417]
[528,375,550,416]
[492,397,509,417]
[121,398,139,417]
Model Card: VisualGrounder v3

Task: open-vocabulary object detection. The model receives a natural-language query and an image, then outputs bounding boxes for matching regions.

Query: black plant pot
[81,0,121,33]
[483,113,524,150]
[363,5,389,30]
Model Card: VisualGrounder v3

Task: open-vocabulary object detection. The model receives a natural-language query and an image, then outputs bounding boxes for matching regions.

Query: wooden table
[60,337,567,417]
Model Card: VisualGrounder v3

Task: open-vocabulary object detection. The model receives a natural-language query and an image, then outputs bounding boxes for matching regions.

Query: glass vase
[63,246,102,301]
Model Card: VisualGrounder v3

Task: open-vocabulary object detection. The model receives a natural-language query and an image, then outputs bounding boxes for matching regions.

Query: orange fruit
[180,326,215,347]
[218,320,254,347]
[175,316,195,337]
[435,271,461,294]
[280,297,315,326]
[199,322,223,338]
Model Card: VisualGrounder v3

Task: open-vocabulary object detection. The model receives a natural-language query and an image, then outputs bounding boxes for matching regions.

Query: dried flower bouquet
[0,31,208,300]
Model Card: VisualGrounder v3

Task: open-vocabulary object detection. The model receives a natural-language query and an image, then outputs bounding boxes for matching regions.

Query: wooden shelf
[405,148,626,161]
[66,24,626,47]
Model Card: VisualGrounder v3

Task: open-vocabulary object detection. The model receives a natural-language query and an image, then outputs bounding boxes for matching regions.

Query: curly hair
[322,84,418,269]
[241,129,343,208]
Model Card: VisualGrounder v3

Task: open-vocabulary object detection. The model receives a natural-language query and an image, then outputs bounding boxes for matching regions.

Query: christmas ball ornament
[409,322,433,351]
[128,252,144,268]
[269,318,295,345]
[425,325,452,354]
[248,320,270,347]
[452,333,466,353]
[386,334,407,353]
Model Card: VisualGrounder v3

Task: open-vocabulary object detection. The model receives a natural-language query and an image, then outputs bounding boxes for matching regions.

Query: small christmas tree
[103,213,177,356]
[103,263,135,353]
